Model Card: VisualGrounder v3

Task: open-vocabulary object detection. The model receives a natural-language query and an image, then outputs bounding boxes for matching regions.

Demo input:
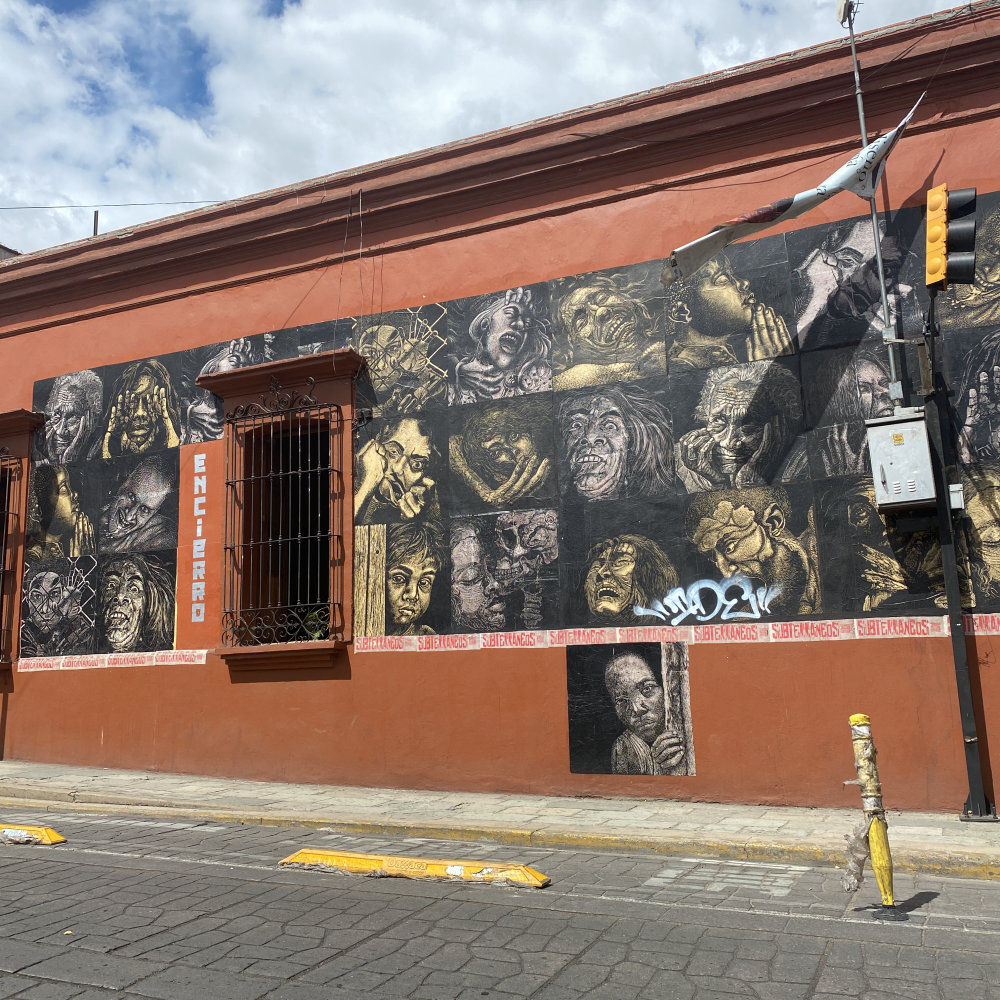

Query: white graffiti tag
[635,575,782,626]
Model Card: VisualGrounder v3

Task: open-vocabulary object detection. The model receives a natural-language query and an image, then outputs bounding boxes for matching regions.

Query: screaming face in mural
[450,399,552,507]
[385,520,446,635]
[451,520,506,632]
[666,255,793,369]
[558,385,674,501]
[26,464,95,560]
[604,648,687,776]
[688,487,820,616]
[20,562,96,657]
[494,509,558,630]
[583,534,678,624]
[42,371,104,463]
[354,416,440,523]
[553,274,665,390]
[99,553,175,653]
[676,361,806,492]
[100,457,178,553]
[939,207,1000,330]
[103,360,181,457]
[451,287,553,404]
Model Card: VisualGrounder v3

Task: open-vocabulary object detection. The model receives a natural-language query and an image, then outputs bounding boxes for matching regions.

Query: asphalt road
[0,808,996,999]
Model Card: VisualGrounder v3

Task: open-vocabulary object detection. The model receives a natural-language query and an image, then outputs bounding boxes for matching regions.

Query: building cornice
[1,4,997,335]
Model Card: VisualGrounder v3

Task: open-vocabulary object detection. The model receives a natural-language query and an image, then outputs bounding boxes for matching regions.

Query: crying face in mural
[99,554,175,653]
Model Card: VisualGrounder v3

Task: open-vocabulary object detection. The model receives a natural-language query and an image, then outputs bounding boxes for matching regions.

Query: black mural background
[22,195,1000,653]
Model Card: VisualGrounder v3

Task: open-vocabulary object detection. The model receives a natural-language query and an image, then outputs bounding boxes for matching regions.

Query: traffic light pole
[923,292,996,820]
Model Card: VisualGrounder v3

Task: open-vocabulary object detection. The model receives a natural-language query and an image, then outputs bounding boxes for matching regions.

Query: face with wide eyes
[704,513,773,580]
[558,285,645,363]
[27,571,74,632]
[604,652,665,744]
[477,430,535,482]
[684,257,755,336]
[564,398,629,499]
[585,541,638,616]
[475,303,529,370]
[386,555,438,628]
[377,419,432,505]
[854,359,894,419]
[121,373,164,454]
[106,465,171,543]
[101,561,146,651]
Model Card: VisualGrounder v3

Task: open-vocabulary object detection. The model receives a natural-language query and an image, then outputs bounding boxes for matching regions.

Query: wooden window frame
[198,350,363,669]
[0,410,44,667]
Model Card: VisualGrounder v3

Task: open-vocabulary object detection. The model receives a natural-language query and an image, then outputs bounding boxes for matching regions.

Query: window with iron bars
[0,447,20,663]
[222,378,346,647]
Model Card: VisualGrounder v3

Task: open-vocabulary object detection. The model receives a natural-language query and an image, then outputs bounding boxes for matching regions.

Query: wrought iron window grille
[222,378,346,647]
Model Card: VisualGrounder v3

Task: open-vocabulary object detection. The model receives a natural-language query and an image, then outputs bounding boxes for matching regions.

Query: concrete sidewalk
[0,759,996,878]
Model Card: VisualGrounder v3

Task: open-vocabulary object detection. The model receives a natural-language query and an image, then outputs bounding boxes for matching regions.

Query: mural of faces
[558,384,674,502]
[99,455,178,554]
[567,641,694,776]
[450,287,553,404]
[98,553,175,653]
[939,203,1000,331]
[26,464,95,561]
[953,329,1000,465]
[41,371,104,463]
[450,396,553,509]
[103,359,181,457]
[552,270,666,390]
[385,520,446,635]
[687,487,821,616]
[675,360,806,492]
[582,533,678,625]
[20,557,97,657]
[354,416,441,524]
[965,466,1000,606]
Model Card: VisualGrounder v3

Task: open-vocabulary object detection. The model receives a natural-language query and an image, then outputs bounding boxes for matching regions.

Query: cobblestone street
[0,808,996,998]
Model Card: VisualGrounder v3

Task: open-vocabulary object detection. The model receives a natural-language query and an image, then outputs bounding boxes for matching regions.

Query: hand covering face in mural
[955,330,1000,465]
[450,398,552,507]
[939,206,1000,331]
[558,385,675,501]
[354,416,440,523]
[552,273,665,390]
[583,534,678,625]
[20,560,96,657]
[666,255,793,369]
[103,360,181,457]
[451,520,506,632]
[688,487,820,616]
[676,361,807,492]
[385,520,446,635]
[450,287,553,404]
[792,220,910,348]
[358,311,448,414]
[809,348,893,477]
[98,553,175,653]
[965,465,1000,604]
[42,371,104,463]
[26,464,95,560]
[100,457,178,553]
[604,647,688,776]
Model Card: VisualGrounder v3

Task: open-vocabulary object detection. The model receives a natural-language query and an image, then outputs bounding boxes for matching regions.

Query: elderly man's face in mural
[682,257,755,337]
[101,559,146,652]
[693,499,781,581]
[26,571,79,634]
[452,526,505,630]
[604,652,665,745]
[702,383,766,469]
[585,539,640,616]
[105,463,171,545]
[495,509,558,593]
[563,396,629,499]
[558,283,648,364]
[45,377,100,462]
[386,553,438,629]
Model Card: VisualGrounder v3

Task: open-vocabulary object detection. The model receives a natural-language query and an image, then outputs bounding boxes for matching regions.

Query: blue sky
[0,0,958,254]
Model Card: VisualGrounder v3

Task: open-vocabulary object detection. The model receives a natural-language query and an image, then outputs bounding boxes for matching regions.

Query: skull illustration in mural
[494,509,558,629]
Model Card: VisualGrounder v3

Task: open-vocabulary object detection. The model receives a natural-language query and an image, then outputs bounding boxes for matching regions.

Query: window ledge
[216,640,346,670]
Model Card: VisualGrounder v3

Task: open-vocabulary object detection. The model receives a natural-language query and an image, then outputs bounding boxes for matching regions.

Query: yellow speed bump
[280,848,550,888]
[0,825,66,845]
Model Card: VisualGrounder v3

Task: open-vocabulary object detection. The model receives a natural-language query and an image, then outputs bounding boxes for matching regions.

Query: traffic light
[925,183,977,289]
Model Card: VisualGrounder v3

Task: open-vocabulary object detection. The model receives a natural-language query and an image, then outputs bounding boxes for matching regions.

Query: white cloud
[0,0,953,253]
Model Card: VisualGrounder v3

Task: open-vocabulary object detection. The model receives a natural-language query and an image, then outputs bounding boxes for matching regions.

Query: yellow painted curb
[280,847,550,887]
[1,824,66,845]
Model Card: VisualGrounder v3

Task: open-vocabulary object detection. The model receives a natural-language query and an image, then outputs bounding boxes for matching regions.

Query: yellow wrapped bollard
[844,713,906,921]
